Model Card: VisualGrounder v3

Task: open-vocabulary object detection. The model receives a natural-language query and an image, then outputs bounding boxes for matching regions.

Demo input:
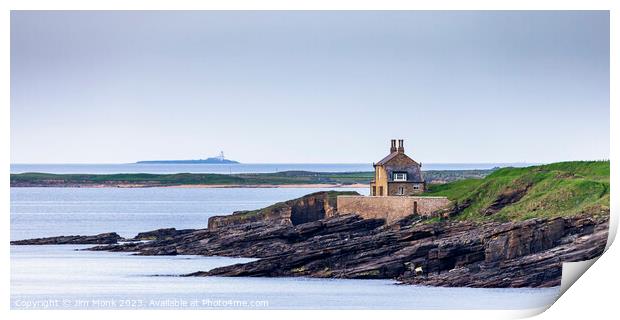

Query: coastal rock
[207,191,359,230]
[192,214,608,288]
[133,228,194,241]
[11,232,123,245]
[400,218,608,288]
[12,211,609,288]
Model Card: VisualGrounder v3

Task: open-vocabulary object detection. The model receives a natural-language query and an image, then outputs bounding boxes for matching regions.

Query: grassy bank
[425,161,610,221]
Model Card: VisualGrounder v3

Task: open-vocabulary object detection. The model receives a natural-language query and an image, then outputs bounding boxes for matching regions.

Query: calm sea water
[10,187,369,240]
[10,187,559,310]
[10,162,535,174]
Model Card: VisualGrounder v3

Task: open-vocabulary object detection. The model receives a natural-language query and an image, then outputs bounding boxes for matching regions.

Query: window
[379,186,384,196]
[398,187,405,195]
[372,186,376,196]
[393,172,407,181]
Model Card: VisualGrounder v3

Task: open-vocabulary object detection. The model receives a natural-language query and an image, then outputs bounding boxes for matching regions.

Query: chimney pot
[390,139,397,153]
[397,139,404,153]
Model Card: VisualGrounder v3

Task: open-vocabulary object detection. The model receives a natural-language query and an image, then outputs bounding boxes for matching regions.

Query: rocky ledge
[207,191,358,230]
[78,212,608,288]
[10,232,123,245]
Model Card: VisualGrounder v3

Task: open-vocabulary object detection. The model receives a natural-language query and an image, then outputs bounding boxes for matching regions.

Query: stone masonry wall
[387,182,424,196]
[336,196,451,224]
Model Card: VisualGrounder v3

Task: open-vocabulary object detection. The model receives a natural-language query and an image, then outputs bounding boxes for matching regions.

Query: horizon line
[13,161,606,166]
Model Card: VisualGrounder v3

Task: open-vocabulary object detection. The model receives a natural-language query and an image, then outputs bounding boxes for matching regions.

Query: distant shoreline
[10,169,495,188]
[11,183,369,189]
[10,162,537,175]
[166,183,369,188]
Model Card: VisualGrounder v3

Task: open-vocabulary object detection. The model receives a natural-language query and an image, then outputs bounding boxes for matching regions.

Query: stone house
[370,139,425,196]
[337,139,450,223]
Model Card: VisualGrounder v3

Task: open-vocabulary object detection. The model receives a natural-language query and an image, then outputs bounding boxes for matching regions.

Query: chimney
[390,139,397,153]
[397,139,404,153]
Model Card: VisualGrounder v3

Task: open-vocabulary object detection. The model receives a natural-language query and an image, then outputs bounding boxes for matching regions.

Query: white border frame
[1,1,617,319]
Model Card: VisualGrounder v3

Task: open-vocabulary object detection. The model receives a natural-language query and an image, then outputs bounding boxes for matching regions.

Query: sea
[10,162,535,174]
[10,163,558,310]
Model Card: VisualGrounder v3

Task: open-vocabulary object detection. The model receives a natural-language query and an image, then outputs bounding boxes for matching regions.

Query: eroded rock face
[10,202,609,288]
[483,217,566,262]
[10,232,123,245]
[483,183,532,216]
[207,191,359,230]
[194,214,607,288]
[81,211,608,288]
[290,195,332,225]
[400,218,608,288]
[89,214,386,258]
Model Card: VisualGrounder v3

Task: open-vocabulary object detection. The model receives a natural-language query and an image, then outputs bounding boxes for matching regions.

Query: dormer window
[393,172,407,181]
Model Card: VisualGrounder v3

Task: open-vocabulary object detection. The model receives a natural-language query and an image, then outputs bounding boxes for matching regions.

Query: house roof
[375,151,424,182]
[386,166,425,183]
[375,152,399,165]
[376,151,418,166]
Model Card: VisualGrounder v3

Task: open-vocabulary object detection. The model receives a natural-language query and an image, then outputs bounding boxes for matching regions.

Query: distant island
[136,151,239,164]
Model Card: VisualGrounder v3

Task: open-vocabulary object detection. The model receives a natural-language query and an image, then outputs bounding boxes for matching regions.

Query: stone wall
[336,195,451,224]
[387,182,424,196]
[372,166,388,196]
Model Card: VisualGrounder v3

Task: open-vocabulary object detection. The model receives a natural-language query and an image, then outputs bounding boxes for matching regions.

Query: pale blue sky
[11,11,609,164]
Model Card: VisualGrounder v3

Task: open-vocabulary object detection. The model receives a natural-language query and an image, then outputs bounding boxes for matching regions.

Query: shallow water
[11,245,560,310]
[10,187,560,310]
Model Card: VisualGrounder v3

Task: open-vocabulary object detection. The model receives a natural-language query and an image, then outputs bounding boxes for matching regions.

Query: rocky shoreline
[10,232,123,245]
[11,212,608,288]
[11,162,610,288]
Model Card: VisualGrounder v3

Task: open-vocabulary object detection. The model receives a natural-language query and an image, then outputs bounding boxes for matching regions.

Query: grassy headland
[425,161,609,221]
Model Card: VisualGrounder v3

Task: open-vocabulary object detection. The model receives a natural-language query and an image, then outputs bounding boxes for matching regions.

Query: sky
[10,11,609,164]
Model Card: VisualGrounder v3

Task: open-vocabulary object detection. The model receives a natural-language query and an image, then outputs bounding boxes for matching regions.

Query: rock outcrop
[80,212,608,288]
[133,228,194,241]
[207,191,359,230]
[189,214,607,288]
[10,232,123,245]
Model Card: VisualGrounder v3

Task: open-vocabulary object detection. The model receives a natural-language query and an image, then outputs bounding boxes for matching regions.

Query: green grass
[425,161,609,222]
[10,171,371,186]
[12,172,236,184]
[10,169,495,187]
